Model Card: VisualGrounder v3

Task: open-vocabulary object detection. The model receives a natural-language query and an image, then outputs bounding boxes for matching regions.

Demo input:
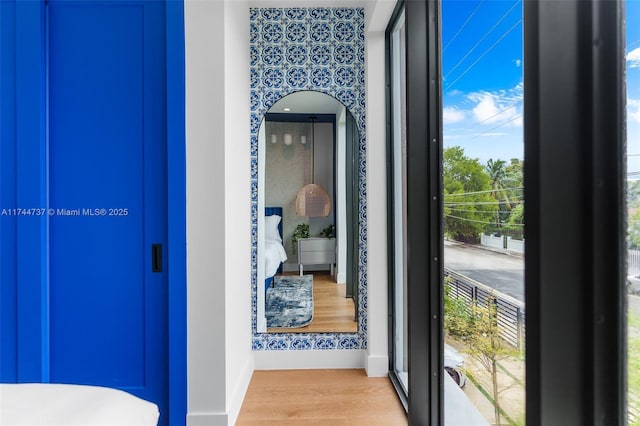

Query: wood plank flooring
[236,369,408,425]
[268,271,357,333]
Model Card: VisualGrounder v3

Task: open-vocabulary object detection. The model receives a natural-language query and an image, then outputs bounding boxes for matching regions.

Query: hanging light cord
[310,116,317,184]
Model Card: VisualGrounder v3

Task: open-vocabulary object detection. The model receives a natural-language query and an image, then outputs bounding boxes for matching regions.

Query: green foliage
[463,299,520,367]
[443,147,496,242]
[503,203,524,237]
[485,158,525,234]
[445,288,520,426]
[629,311,640,425]
[629,210,640,249]
[628,180,640,210]
[291,223,309,254]
[444,283,474,338]
[320,224,335,239]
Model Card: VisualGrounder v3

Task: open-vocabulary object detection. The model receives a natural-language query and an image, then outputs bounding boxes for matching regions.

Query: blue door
[47,1,168,422]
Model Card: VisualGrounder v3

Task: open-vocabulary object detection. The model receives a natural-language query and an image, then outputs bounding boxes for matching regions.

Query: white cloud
[443,107,466,124]
[513,59,522,67]
[467,91,520,126]
[630,98,640,123]
[628,48,640,69]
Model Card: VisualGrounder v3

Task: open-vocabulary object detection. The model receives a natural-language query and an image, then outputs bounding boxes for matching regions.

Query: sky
[441,0,640,174]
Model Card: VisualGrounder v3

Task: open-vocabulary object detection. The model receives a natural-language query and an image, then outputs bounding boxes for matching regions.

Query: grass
[630,310,640,425]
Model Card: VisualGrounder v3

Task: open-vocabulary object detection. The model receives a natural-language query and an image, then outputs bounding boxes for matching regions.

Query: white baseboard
[336,272,346,283]
[187,358,255,426]
[186,413,228,426]
[365,354,389,377]
[227,357,255,425]
[255,349,365,370]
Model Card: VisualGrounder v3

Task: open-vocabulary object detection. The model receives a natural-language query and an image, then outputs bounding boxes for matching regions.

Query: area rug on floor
[266,274,314,328]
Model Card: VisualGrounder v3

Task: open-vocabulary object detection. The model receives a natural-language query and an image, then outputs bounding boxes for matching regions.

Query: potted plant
[291,223,309,254]
[320,224,335,239]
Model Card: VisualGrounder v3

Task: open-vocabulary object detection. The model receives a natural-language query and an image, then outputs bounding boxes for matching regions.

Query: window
[388,6,409,403]
[388,0,627,423]
[627,0,640,422]
[442,1,525,424]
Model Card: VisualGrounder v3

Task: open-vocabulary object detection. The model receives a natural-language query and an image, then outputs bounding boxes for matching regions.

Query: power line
[445,213,524,226]
[445,187,524,197]
[447,207,515,214]
[474,103,518,126]
[472,114,522,138]
[444,0,521,80]
[443,0,486,53]
[445,19,523,92]
[445,200,525,206]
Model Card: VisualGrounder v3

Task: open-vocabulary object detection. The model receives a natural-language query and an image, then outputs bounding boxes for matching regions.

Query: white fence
[480,234,505,250]
[480,234,525,254]
[506,237,525,254]
[630,249,640,276]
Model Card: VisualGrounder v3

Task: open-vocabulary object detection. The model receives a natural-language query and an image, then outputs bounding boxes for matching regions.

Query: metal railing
[445,268,526,352]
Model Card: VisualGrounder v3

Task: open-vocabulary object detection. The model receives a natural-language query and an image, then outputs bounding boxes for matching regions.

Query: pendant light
[295,117,331,217]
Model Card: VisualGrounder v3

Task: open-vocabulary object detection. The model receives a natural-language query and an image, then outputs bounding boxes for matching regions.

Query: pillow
[265,215,282,242]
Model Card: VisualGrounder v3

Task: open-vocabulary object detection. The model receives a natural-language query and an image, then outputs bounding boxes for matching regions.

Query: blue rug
[266,275,314,328]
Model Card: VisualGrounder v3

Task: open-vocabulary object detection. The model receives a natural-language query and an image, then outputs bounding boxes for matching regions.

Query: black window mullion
[524,0,626,424]
[405,0,443,424]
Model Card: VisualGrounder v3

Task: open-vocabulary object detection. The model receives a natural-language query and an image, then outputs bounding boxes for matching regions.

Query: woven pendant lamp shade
[296,183,331,217]
[295,116,331,217]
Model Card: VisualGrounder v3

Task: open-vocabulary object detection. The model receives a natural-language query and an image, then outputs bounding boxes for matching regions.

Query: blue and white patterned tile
[285,8,307,20]
[309,8,331,21]
[261,8,283,21]
[285,44,307,65]
[310,68,332,88]
[262,45,284,66]
[285,22,307,42]
[286,67,308,87]
[333,8,355,20]
[309,22,332,43]
[250,7,366,351]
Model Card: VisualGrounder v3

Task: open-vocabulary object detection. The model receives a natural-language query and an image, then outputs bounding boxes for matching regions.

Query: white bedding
[265,239,287,278]
[0,383,159,426]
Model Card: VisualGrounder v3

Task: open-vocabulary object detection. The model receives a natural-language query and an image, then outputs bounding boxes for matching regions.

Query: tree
[485,159,510,229]
[629,209,640,249]
[444,289,520,426]
[443,147,496,242]
[503,203,524,238]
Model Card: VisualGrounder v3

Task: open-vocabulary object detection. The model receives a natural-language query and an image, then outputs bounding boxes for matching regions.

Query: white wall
[185,1,397,423]
[223,1,254,422]
[185,1,253,424]
[364,7,394,376]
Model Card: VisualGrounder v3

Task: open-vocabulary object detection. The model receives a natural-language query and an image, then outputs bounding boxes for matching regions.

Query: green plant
[291,223,309,254]
[320,224,335,239]
[461,296,520,426]
[444,281,474,338]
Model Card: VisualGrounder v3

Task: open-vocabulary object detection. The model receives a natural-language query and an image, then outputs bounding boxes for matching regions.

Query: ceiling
[246,0,396,33]
[269,91,346,115]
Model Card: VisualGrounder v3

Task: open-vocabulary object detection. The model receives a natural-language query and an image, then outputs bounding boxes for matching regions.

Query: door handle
[152,244,162,272]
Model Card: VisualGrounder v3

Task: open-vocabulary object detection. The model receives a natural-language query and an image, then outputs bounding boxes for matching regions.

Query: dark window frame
[386,0,627,423]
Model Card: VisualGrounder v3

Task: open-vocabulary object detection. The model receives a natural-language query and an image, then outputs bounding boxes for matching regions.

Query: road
[444,240,524,302]
[445,241,640,318]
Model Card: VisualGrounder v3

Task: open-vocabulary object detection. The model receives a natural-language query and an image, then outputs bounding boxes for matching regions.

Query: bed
[0,383,160,425]
[264,207,287,296]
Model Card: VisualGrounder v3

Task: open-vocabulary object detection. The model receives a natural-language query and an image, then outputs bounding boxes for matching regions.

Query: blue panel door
[47,1,168,422]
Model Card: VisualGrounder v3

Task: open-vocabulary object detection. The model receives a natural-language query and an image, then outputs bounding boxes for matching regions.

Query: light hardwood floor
[236,369,408,425]
[267,271,357,333]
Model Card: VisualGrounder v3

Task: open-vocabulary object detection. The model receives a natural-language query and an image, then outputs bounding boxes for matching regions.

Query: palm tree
[485,159,510,229]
